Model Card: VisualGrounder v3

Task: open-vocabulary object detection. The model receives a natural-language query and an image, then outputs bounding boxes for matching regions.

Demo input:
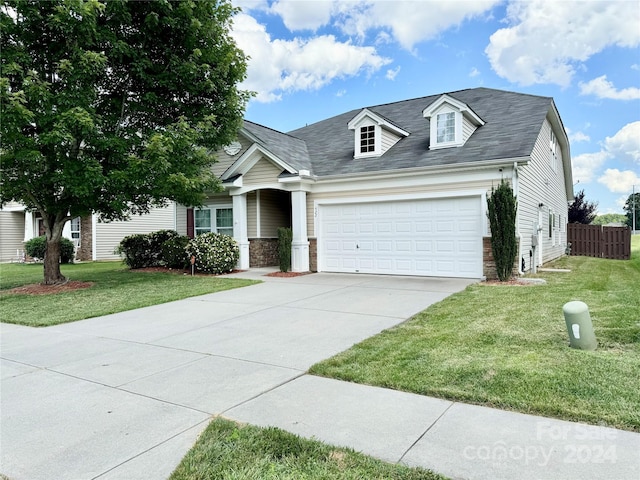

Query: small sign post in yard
[190,256,195,276]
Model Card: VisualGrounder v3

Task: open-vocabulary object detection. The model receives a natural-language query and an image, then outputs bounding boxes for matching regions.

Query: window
[195,207,233,236]
[216,208,233,236]
[550,130,558,172]
[436,112,455,143]
[360,125,375,154]
[70,217,81,245]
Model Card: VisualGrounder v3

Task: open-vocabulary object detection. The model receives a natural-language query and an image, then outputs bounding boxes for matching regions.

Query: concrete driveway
[1,271,475,480]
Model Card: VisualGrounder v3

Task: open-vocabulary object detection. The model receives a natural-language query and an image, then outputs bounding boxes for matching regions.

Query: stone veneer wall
[78,216,93,261]
[483,236,520,280]
[309,238,317,272]
[249,238,278,267]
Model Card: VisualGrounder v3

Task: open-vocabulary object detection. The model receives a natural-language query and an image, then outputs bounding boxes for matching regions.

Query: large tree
[1,0,250,284]
[624,192,640,230]
[568,190,598,224]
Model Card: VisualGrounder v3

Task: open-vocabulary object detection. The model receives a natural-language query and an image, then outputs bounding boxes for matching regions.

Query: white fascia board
[221,143,296,180]
[546,105,573,200]
[348,108,410,137]
[423,94,484,126]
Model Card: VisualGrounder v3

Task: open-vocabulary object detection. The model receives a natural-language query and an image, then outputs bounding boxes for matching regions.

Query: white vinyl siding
[517,118,568,268]
[95,204,176,260]
[0,211,26,262]
[462,117,477,143]
[380,128,402,155]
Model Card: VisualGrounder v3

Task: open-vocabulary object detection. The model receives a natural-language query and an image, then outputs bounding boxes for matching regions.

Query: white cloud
[604,121,640,164]
[270,0,333,31]
[336,0,499,51]
[571,151,610,183]
[632,64,640,71]
[386,66,401,80]
[579,75,640,100]
[231,13,390,102]
[566,128,590,143]
[469,67,480,78]
[485,0,640,86]
[598,169,640,193]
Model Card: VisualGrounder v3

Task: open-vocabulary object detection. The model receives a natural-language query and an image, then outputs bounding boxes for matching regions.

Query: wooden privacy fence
[567,224,631,260]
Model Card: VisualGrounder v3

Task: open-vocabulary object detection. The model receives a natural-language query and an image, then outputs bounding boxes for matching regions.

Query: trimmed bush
[186,233,239,274]
[487,179,518,281]
[162,235,191,269]
[115,229,179,269]
[277,227,292,272]
[24,235,75,264]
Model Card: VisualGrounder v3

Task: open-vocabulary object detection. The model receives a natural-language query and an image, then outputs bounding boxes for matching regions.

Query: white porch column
[232,193,250,269]
[62,218,71,239]
[23,210,34,241]
[291,190,309,272]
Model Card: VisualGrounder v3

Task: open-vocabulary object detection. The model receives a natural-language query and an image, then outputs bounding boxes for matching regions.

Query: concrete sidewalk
[1,270,639,480]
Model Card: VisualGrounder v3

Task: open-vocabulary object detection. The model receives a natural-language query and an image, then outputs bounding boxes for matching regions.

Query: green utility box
[562,301,597,350]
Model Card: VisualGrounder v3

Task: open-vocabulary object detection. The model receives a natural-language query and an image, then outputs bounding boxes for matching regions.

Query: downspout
[513,162,523,275]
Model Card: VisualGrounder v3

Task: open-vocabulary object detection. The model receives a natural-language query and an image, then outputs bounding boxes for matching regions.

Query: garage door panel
[320,197,482,278]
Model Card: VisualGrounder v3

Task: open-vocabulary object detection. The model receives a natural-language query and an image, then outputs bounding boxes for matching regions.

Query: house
[175,87,573,279]
[0,202,175,262]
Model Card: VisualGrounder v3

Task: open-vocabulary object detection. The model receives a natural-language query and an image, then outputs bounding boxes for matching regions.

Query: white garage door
[319,197,482,278]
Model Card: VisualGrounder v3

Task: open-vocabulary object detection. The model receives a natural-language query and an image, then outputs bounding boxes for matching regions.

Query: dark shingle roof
[242,120,312,172]
[243,88,554,178]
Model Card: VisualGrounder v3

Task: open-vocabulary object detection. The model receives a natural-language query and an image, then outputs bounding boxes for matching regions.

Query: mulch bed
[264,271,313,278]
[6,281,95,295]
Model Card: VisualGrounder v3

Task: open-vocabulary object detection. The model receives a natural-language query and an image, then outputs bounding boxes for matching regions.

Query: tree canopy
[568,190,598,224]
[624,192,640,230]
[1,0,250,284]
[592,213,627,226]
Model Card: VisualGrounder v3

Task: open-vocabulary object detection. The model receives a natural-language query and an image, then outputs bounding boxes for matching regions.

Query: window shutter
[187,208,194,238]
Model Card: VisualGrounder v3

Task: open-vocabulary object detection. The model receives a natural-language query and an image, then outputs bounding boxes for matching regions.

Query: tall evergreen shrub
[277,227,292,272]
[487,180,518,281]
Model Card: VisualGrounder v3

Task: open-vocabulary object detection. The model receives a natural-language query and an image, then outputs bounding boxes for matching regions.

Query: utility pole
[633,185,637,235]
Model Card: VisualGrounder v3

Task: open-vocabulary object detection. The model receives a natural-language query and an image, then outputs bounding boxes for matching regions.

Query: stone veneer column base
[249,238,279,267]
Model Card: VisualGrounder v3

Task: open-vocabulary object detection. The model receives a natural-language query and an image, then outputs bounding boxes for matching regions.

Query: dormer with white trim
[422,95,484,150]
[347,108,410,159]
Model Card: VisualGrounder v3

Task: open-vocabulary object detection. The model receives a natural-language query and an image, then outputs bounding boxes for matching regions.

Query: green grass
[0,261,258,327]
[169,417,446,480]
[310,236,640,432]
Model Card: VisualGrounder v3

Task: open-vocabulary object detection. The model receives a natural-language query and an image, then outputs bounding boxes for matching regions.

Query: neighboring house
[176,87,573,279]
[0,202,175,262]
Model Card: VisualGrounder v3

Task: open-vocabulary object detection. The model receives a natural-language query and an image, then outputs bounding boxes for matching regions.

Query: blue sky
[230,0,640,215]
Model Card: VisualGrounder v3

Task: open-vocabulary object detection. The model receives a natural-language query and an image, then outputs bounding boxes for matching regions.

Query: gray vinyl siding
[95,204,176,260]
[259,189,290,237]
[211,135,253,177]
[517,118,569,269]
[247,191,257,237]
[0,211,25,262]
[175,204,187,236]
[244,158,283,186]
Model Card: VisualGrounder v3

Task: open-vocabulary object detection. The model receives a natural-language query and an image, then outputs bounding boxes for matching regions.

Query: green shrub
[487,179,518,281]
[162,235,191,269]
[277,227,292,272]
[186,233,239,274]
[24,235,75,264]
[115,229,180,269]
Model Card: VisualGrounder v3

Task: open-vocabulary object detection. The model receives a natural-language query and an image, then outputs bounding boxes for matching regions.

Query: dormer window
[436,112,455,143]
[423,94,485,150]
[360,125,376,154]
[348,108,410,159]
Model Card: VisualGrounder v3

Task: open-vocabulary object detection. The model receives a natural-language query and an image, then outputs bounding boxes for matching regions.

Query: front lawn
[0,262,258,327]
[169,417,445,480]
[310,236,640,432]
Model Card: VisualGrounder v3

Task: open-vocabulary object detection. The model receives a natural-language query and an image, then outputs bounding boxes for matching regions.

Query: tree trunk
[42,218,68,285]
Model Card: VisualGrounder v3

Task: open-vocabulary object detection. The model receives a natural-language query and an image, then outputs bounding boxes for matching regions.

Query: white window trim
[353,122,381,159]
[428,106,463,149]
[195,205,233,236]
